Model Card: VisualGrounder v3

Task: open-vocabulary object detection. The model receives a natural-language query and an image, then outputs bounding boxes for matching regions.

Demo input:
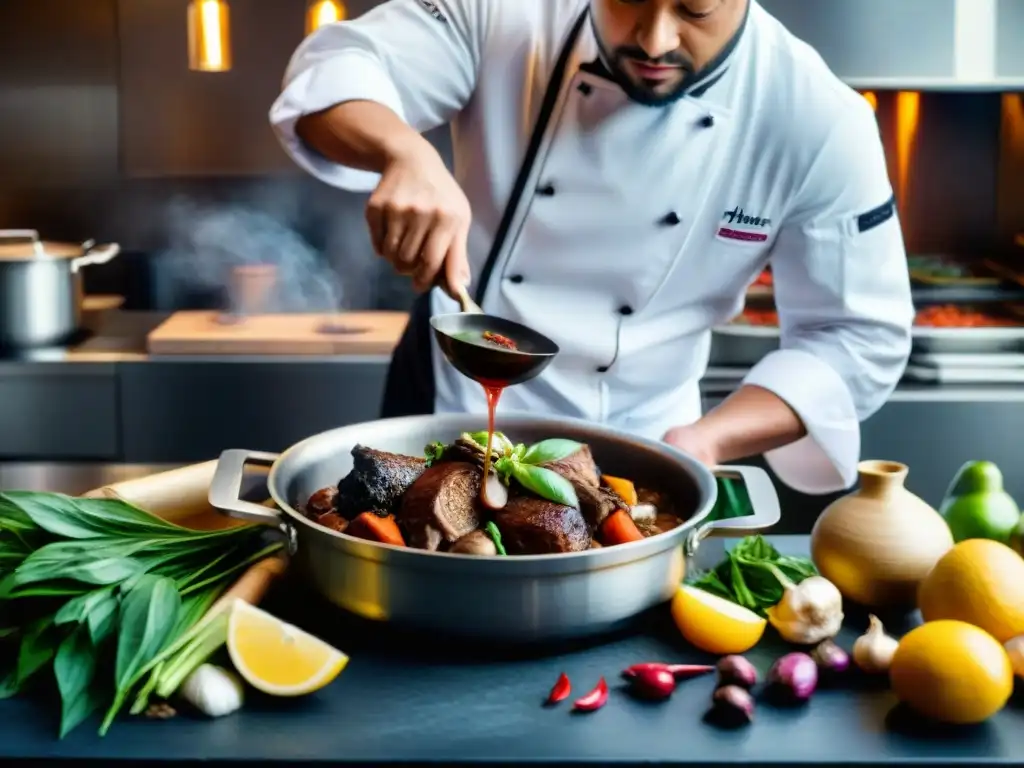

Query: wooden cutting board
[146,310,409,356]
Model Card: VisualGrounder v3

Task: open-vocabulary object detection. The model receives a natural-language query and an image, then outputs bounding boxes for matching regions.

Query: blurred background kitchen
[0,0,1022,531]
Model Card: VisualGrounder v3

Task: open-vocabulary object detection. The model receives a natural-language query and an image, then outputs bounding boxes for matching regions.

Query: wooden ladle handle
[453,283,484,315]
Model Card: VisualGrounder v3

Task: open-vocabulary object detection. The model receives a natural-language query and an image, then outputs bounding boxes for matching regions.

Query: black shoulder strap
[473,6,590,306]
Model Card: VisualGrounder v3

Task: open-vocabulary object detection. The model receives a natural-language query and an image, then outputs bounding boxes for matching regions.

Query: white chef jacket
[269,0,914,495]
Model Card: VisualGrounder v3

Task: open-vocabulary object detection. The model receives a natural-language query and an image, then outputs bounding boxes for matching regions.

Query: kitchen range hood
[759,0,1024,91]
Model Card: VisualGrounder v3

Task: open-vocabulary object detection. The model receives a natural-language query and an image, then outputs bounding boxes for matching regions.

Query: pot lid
[0,229,88,260]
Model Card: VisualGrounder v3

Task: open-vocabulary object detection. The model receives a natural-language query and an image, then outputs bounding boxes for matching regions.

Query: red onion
[767,652,818,702]
[811,640,850,676]
[716,655,758,689]
[708,685,755,727]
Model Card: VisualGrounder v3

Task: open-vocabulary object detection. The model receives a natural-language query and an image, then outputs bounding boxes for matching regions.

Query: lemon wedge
[671,585,767,655]
[227,599,348,696]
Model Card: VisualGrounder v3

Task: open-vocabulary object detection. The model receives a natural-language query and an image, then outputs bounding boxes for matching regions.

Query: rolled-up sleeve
[269,0,483,191]
[743,101,914,495]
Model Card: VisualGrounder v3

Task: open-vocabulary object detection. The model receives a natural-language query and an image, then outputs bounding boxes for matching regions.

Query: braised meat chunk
[398,462,482,550]
[336,445,426,519]
[544,445,627,528]
[495,496,590,555]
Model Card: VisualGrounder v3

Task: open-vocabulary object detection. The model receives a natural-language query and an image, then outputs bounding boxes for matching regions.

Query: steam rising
[160,198,345,312]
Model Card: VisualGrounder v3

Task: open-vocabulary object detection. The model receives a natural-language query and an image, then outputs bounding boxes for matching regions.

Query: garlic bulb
[766,575,844,645]
[853,615,899,673]
[179,664,245,717]
[1006,636,1024,679]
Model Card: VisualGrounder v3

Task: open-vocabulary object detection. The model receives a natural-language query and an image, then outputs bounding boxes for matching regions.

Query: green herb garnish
[423,441,446,468]
[484,522,507,556]
[0,491,281,738]
[687,535,818,616]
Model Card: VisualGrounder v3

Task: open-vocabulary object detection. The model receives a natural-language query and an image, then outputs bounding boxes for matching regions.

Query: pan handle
[208,449,285,526]
[685,464,781,557]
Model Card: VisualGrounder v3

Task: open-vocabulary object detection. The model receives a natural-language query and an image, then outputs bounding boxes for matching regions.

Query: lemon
[227,599,349,696]
[917,539,1024,643]
[890,620,1013,724]
[671,585,767,655]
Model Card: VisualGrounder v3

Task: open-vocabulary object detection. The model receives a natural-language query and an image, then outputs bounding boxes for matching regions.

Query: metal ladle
[429,285,559,387]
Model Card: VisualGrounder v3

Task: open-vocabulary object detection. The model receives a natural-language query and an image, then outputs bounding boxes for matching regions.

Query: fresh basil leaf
[1,493,182,540]
[511,464,579,508]
[522,439,583,465]
[483,522,507,556]
[513,443,527,460]
[55,625,100,739]
[493,456,518,485]
[464,431,488,448]
[113,575,181,694]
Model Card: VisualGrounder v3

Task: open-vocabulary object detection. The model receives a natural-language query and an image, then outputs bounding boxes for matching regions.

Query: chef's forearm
[295,100,434,173]
[691,385,807,464]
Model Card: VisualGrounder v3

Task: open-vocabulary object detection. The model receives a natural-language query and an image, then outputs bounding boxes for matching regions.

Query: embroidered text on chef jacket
[269,0,915,495]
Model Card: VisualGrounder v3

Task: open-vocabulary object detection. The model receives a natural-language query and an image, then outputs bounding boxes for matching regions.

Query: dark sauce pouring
[430,288,559,505]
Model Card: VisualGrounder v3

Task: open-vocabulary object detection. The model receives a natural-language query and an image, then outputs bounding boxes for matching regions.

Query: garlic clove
[179,663,245,718]
[766,576,845,646]
[852,614,899,674]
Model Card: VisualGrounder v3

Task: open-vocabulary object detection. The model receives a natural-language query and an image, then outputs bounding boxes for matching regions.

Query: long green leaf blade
[54,626,100,738]
[114,575,181,691]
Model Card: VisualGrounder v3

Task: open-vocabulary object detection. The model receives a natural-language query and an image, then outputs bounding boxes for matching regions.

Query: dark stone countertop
[0,522,1020,767]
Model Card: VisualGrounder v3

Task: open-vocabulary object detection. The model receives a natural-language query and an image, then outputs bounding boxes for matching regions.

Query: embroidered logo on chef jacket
[856,195,896,233]
[716,206,773,243]
[415,0,447,23]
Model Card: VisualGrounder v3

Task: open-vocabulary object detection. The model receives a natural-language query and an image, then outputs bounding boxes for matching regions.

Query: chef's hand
[662,424,720,469]
[365,137,472,297]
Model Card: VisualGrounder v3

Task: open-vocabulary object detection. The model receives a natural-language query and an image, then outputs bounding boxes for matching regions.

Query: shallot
[811,639,851,676]
[767,652,818,703]
[716,656,758,689]
[852,615,899,674]
[708,685,755,728]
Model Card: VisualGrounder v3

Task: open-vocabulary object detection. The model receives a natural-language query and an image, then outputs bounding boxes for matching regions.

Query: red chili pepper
[545,672,571,705]
[572,677,609,712]
[621,663,714,681]
[482,330,518,350]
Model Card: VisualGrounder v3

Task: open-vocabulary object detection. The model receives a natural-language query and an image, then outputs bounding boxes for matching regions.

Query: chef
[269,0,914,495]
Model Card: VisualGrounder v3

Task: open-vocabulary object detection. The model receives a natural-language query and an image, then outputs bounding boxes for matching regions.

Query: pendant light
[306,0,347,35]
[188,0,232,72]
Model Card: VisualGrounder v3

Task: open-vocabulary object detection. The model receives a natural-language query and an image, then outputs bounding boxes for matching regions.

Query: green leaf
[100,574,181,736]
[54,626,100,738]
[113,575,181,692]
[54,586,117,627]
[513,443,527,460]
[86,591,121,646]
[16,618,57,687]
[0,670,18,699]
[423,441,446,468]
[522,439,583,465]
[484,522,506,556]
[511,464,579,508]
[493,456,518,485]
[1,493,182,540]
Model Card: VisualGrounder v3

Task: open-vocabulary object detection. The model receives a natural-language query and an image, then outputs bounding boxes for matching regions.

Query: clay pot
[810,460,954,608]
